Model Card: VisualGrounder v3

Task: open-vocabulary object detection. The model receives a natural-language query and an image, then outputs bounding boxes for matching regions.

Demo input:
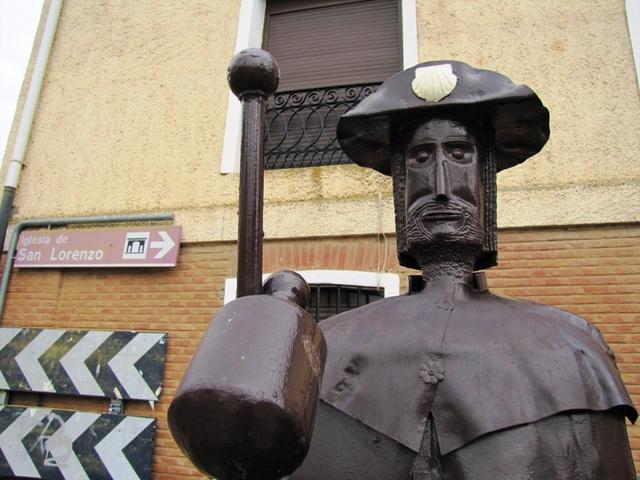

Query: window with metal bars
[262,0,402,169]
[307,284,384,322]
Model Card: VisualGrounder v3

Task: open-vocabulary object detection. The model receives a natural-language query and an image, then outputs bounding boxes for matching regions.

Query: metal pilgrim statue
[168,50,638,479]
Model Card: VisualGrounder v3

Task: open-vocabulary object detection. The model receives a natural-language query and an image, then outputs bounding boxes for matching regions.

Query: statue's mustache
[408,202,467,220]
[405,200,483,248]
[407,198,475,219]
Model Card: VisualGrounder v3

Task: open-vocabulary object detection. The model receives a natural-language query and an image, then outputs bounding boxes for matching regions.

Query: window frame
[627,0,640,90]
[220,0,418,173]
[223,269,400,304]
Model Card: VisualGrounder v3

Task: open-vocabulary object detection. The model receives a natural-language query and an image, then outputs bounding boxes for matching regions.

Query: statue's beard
[405,200,484,259]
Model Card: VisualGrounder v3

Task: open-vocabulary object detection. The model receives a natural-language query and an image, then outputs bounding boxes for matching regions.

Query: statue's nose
[435,150,449,202]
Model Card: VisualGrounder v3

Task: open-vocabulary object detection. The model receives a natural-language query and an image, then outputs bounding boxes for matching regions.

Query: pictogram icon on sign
[123,232,150,260]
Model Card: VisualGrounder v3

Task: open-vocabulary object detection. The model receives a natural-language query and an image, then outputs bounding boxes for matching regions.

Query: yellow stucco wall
[3,0,639,243]
[418,0,640,228]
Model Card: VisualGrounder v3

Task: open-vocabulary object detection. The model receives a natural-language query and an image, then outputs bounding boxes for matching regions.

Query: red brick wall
[2,243,234,479]
[492,226,640,469]
[2,224,639,476]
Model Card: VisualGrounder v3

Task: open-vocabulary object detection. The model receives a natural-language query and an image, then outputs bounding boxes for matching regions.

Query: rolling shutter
[264,0,402,91]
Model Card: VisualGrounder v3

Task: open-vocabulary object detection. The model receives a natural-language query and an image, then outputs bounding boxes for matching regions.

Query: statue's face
[403,118,485,253]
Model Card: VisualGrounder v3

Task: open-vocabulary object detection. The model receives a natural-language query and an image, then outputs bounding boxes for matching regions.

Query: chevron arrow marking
[95,416,154,480]
[150,230,175,259]
[0,328,167,401]
[15,330,65,392]
[0,406,49,478]
[0,328,21,389]
[60,331,112,397]
[44,411,100,480]
[108,333,164,400]
[0,407,157,480]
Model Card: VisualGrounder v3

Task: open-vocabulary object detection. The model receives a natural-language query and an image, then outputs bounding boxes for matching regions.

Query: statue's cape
[319,281,637,455]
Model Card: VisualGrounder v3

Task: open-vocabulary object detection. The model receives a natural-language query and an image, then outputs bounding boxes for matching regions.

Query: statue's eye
[451,148,465,160]
[406,146,435,166]
[415,151,430,163]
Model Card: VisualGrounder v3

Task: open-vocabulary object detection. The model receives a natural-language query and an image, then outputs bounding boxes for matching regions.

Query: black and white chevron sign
[0,405,155,480]
[0,328,167,401]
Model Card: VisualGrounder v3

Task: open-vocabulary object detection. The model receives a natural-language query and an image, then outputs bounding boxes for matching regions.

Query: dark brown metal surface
[236,95,266,297]
[291,406,636,479]
[168,293,326,480]
[439,408,636,480]
[291,400,414,479]
[406,409,637,480]
[319,278,636,456]
[228,49,279,297]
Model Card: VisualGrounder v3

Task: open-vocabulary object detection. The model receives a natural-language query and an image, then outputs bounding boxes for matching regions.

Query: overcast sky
[0,0,44,161]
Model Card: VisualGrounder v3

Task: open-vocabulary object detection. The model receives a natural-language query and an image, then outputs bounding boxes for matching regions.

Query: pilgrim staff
[168,50,327,480]
[227,48,279,297]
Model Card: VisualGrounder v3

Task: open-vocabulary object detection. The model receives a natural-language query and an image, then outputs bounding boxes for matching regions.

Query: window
[263,0,402,169]
[263,0,402,91]
[220,0,417,173]
[224,269,400,322]
[309,283,384,322]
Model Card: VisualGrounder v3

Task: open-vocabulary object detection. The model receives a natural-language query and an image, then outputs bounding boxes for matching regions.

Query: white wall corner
[220,0,267,174]
[627,0,640,91]
[220,95,242,173]
[402,0,419,68]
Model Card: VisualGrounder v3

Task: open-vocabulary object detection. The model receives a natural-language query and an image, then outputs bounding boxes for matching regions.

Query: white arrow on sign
[0,328,22,389]
[45,411,101,480]
[60,331,112,397]
[149,231,175,259]
[108,333,164,400]
[0,407,49,478]
[15,329,65,392]
[95,416,154,480]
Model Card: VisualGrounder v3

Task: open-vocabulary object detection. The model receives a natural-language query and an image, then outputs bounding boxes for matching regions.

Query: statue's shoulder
[318,289,613,360]
[318,290,615,362]
[488,292,615,357]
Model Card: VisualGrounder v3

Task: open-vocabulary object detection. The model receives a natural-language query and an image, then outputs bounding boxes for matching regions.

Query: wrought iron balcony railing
[264,83,380,169]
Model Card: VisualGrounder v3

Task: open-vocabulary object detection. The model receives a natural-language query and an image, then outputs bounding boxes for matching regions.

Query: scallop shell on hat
[411,64,458,102]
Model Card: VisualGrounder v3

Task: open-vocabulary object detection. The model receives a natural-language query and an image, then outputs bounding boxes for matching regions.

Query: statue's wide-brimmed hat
[337,60,550,175]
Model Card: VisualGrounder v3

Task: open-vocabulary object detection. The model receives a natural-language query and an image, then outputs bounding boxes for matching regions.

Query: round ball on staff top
[228,48,280,99]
